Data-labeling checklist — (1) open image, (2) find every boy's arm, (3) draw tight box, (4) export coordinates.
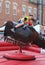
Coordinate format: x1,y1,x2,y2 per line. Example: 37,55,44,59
15,22,24,28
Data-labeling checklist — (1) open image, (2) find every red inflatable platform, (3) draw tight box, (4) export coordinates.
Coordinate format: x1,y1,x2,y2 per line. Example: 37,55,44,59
0,41,45,65
0,50,45,65
3,53,35,61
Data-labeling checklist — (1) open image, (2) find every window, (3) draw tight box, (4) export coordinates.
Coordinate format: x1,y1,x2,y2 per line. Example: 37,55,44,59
28,6,32,15
33,8,37,19
30,0,33,2
22,5,26,17
40,0,42,4
43,0,45,5
13,2,18,16
0,0,2,13
33,0,37,3
29,0,37,4
5,1,10,14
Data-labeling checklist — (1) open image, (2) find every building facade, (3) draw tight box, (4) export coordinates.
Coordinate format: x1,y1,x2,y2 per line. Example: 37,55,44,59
37,0,45,25
0,0,37,26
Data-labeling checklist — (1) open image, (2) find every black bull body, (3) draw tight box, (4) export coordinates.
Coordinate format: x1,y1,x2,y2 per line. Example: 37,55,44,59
4,21,45,48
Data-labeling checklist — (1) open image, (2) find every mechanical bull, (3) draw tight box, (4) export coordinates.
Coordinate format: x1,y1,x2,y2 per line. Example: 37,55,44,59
4,21,45,49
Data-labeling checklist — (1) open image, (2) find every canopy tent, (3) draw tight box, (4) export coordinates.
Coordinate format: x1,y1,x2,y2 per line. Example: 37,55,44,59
33,24,41,34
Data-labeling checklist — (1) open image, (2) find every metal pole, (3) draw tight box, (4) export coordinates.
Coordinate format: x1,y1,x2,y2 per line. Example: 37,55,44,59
41,0,43,25
37,0,38,19
37,0,40,20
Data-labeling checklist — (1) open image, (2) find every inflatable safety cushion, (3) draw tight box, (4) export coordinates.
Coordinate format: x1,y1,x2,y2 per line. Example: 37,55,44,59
0,41,14,47
3,53,35,61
